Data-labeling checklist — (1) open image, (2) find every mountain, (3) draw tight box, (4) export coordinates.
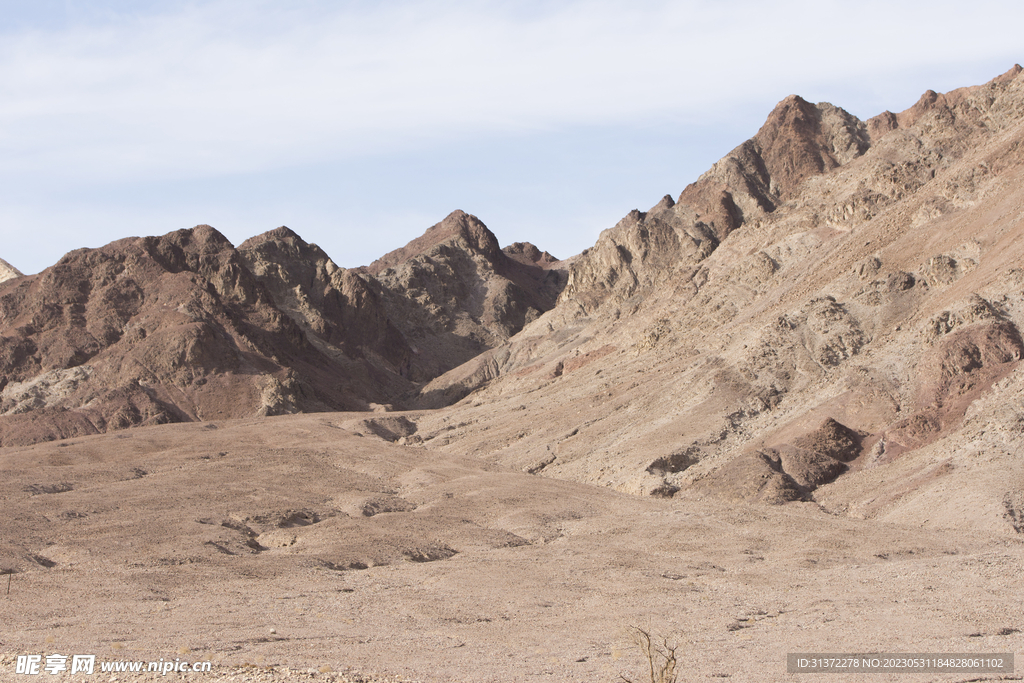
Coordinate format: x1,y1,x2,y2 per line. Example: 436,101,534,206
4,67,1024,682
360,210,566,381
0,216,564,445
237,226,415,380
0,226,393,446
407,65,1024,535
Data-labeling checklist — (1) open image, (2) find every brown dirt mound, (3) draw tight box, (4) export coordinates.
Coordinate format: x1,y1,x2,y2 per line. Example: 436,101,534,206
792,417,862,462
697,450,805,505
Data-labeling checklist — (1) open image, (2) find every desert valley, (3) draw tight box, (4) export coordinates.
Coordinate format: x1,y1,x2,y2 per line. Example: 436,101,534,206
2,67,1024,682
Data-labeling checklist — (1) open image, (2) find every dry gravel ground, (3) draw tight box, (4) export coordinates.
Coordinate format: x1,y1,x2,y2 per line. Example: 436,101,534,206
1,415,1022,682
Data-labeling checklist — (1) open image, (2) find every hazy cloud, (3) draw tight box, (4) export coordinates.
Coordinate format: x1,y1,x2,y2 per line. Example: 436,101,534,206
0,0,1021,273
2,0,1019,182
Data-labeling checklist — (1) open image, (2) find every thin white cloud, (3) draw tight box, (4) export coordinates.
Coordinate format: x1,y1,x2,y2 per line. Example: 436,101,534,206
1,0,1019,184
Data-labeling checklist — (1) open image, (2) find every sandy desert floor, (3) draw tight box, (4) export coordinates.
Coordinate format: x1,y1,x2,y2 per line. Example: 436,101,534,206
1,414,1022,682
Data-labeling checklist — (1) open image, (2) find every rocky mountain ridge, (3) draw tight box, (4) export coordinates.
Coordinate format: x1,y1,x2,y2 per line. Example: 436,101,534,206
403,65,1024,535
3,66,1024,537
0,217,564,446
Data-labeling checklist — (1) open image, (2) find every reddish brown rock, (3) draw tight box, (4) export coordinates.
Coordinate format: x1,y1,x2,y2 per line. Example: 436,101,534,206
238,226,413,377
0,226,397,445
360,210,566,380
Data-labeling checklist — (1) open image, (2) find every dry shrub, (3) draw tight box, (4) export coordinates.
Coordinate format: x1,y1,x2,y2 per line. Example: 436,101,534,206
619,625,680,683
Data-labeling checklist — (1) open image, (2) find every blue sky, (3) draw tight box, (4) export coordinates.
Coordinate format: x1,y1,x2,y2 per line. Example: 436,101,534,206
1,0,1021,274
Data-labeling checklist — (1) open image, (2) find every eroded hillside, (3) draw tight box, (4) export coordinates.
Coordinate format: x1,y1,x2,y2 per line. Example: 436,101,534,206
403,65,1024,535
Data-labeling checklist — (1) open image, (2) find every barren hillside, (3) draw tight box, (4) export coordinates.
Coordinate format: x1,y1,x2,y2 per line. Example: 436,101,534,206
360,210,567,381
405,65,1024,536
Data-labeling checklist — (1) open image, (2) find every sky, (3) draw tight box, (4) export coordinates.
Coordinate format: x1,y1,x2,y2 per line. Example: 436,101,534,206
0,1,1021,275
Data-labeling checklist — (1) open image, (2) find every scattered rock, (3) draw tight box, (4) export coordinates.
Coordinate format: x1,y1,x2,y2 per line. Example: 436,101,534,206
362,495,417,517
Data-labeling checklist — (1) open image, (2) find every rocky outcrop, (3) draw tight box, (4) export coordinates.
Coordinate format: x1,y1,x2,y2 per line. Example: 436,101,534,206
502,242,560,268
238,227,413,380
677,96,869,241
557,196,718,315
361,210,566,380
0,258,21,284
553,97,870,319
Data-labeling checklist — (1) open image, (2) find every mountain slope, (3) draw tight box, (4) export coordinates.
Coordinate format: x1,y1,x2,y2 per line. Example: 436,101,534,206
3,67,1023,537
237,227,414,380
408,65,1024,535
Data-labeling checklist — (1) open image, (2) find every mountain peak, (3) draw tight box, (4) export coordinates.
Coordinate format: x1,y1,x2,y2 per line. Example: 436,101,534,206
503,242,560,268
134,224,235,261
869,65,1024,138
238,226,331,264
752,95,868,198
240,226,302,246
364,210,501,275
675,94,868,242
